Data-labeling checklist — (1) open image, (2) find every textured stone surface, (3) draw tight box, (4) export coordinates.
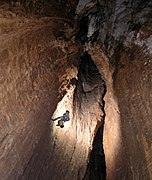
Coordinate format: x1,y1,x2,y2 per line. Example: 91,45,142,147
0,0,152,179
76,0,152,179
0,16,79,179
27,52,106,180
86,43,152,179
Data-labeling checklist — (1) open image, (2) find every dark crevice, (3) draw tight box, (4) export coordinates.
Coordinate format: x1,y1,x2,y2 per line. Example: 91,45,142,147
83,77,107,180
76,3,104,44
74,51,107,180
86,125,106,180
73,51,101,110
76,16,89,44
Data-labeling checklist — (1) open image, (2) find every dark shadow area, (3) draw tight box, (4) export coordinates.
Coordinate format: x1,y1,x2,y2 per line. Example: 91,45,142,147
73,51,102,110
76,16,89,44
79,52,101,85
83,77,107,180
74,51,106,180
87,124,106,180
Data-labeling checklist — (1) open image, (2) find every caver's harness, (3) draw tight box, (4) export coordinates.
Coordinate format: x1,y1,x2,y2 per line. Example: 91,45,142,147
57,119,64,128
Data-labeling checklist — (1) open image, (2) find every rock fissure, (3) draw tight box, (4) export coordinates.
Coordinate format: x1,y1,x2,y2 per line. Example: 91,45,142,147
83,73,107,180
73,51,107,180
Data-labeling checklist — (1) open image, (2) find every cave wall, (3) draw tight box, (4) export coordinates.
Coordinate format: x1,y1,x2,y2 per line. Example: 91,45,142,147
88,44,152,179
0,17,79,179
31,52,106,180
77,0,152,179
0,0,152,179
98,1,152,178
3,0,79,18
113,45,152,179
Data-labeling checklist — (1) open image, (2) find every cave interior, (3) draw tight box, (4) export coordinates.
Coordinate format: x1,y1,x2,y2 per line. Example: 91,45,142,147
0,0,152,180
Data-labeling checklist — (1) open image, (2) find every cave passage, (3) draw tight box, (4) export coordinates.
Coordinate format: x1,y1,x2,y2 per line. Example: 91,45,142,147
86,124,106,180
85,80,107,180
74,52,106,180
1,0,152,179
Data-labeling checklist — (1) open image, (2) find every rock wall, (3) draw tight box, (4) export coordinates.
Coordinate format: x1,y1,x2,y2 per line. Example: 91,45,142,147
0,17,79,179
0,0,152,179
113,45,152,179
30,52,106,180
77,0,152,179
87,44,151,179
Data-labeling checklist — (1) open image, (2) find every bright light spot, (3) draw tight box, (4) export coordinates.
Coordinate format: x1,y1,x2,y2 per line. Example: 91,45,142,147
103,91,122,178
52,85,74,132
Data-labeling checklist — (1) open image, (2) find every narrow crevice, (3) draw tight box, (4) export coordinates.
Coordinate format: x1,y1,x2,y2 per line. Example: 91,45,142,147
73,51,107,180
73,51,102,113
86,125,106,180
76,16,89,44
83,78,107,180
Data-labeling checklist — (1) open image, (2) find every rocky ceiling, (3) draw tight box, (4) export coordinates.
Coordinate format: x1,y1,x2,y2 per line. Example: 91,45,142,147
0,0,152,180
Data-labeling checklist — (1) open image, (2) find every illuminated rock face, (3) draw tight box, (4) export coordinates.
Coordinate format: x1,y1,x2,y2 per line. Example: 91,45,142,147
0,17,79,179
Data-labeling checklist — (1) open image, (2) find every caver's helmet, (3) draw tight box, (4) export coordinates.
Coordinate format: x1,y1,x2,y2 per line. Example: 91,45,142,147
66,110,69,113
